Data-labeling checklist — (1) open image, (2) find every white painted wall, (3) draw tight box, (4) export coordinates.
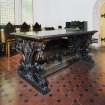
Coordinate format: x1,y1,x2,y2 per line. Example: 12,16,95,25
16,0,97,29
33,0,97,29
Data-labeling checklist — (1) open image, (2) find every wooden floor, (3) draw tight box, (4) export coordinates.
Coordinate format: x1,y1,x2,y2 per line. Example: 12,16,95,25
0,48,105,105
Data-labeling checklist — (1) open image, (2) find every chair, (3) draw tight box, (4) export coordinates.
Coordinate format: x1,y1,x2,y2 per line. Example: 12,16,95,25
20,22,30,32
58,25,62,29
33,22,42,31
92,38,98,43
4,22,15,57
65,21,87,31
0,28,3,55
44,27,55,31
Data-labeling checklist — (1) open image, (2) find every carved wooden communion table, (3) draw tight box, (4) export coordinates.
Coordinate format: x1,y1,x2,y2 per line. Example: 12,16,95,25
11,29,97,94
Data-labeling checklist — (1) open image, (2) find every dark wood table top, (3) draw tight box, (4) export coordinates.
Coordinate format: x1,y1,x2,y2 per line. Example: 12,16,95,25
10,29,97,40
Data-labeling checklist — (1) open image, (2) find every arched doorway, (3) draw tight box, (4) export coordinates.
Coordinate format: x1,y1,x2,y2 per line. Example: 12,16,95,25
100,3,105,46
93,0,105,47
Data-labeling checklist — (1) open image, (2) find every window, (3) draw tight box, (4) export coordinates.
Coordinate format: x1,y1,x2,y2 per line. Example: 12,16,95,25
22,0,33,24
0,0,15,25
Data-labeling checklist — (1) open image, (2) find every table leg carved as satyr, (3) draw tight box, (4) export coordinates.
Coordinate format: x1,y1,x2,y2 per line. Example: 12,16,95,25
16,39,50,94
